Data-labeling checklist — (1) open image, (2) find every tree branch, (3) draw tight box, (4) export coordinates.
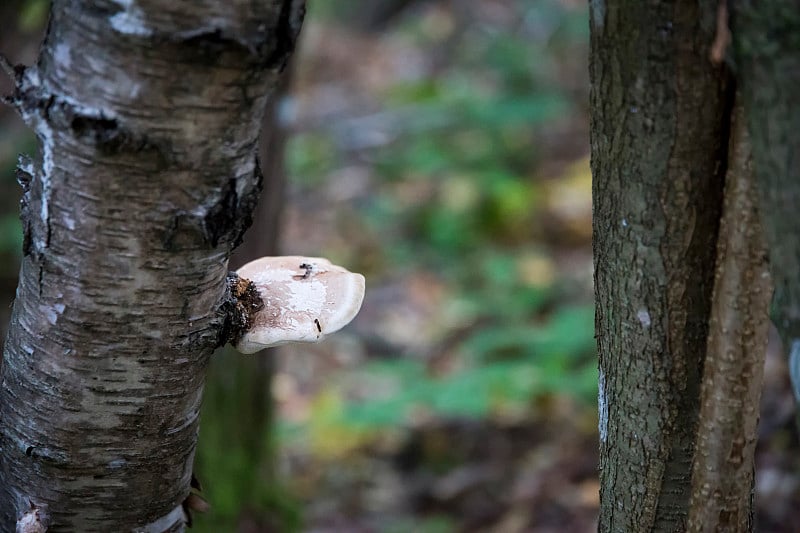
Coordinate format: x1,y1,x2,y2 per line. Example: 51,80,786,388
0,0,306,529
687,96,772,533
732,0,800,419
0,53,14,80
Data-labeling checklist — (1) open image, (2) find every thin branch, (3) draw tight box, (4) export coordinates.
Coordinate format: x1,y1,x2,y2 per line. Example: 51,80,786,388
709,1,730,65
687,96,772,532
0,54,19,109
0,53,15,80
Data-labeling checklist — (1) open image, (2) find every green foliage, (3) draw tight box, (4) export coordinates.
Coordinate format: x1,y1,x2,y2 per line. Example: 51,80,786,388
260,0,593,526
282,0,595,470
283,302,595,448
0,136,37,264
0,216,23,257
385,514,457,533
195,351,302,532
286,134,338,187
18,0,48,32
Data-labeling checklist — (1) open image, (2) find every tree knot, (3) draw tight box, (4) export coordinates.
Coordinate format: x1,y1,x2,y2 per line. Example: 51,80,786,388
217,272,264,348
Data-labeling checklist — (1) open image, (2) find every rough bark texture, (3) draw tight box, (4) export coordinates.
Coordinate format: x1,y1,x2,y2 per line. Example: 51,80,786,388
687,98,771,533
731,1,800,407
590,1,731,530
0,1,304,531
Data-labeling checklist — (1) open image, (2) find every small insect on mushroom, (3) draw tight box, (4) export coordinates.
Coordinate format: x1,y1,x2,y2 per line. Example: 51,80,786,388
233,256,365,354
294,263,314,280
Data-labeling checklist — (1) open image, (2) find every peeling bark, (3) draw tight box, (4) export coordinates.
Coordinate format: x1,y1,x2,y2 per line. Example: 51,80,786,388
591,1,731,530
687,98,771,533
0,1,304,530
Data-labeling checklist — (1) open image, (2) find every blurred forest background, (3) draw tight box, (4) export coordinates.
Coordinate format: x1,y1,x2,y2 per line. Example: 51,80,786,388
1,1,799,532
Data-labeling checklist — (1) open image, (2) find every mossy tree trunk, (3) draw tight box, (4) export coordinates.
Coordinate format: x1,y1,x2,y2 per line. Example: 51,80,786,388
0,1,304,531
590,1,732,530
592,1,796,530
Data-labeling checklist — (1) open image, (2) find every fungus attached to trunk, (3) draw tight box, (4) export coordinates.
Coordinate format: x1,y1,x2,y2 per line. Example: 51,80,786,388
232,256,365,354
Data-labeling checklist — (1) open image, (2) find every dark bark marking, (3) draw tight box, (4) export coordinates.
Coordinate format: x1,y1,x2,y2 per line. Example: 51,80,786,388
162,213,183,251
231,156,263,249
200,155,264,250
170,1,304,70
164,164,259,251
65,110,169,159
37,264,43,299
263,0,305,71
0,56,26,109
202,178,239,249
176,29,237,63
12,74,170,160
16,156,34,257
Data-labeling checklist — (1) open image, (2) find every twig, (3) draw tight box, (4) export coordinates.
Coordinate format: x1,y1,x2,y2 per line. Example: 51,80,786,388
0,53,15,80
709,1,730,65
686,95,771,531
0,54,17,108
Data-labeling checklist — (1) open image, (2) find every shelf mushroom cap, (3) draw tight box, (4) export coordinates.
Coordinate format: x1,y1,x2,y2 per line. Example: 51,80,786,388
234,256,365,354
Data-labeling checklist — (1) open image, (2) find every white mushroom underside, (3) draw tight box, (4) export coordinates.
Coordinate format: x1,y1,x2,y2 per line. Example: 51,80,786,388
234,256,365,354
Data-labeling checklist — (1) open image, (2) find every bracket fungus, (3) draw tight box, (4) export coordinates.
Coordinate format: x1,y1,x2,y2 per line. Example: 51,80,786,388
232,256,365,354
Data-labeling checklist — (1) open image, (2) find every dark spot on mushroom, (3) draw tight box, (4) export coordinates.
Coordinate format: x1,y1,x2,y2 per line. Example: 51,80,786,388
314,319,322,333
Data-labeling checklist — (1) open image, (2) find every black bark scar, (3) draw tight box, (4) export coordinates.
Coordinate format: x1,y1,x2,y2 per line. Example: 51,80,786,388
263,0,305,71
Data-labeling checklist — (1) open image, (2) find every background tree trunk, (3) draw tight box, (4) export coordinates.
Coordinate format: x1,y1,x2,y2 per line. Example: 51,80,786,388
732,2,800,412
590,1,731,530
196,70,294,530
686,97,771,532
0,1,304,530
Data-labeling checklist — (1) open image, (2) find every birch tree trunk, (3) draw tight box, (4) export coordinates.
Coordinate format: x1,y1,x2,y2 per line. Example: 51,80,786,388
0,1,304,530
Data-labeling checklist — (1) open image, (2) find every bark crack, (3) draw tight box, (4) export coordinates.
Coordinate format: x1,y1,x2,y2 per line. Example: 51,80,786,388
263,0,306,71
